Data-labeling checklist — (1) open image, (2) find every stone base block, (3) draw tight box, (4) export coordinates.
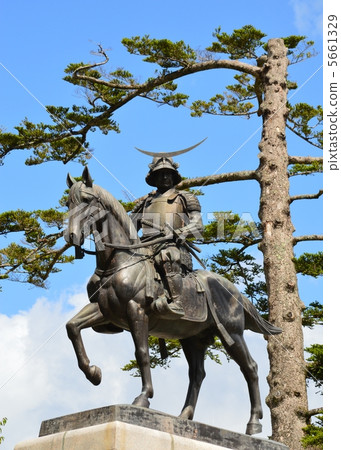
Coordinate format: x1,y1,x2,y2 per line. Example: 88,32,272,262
15,404,289,450
16,421,233,450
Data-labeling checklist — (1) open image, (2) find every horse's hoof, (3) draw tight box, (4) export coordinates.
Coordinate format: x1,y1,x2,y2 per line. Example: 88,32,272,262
86,365,102,386
246,421,262,435
132,395,150,408
179,406,194,420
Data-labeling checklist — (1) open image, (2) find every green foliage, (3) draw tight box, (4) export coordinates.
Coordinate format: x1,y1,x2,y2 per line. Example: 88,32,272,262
0,27,319,166
121,336,228,377
210,248,268,316
206,336,228,364
301,341,323,448
305,344,323,389
207,25,267,59
64,62,102,80
302,302,323,328
121,336,182,376
194,33,318,124
294,252,323,278
119,200,137,213
200,211,262,246
122,35,197,68
191,71,260,118
282,35,307,50
0,105,119,166
202,211,267,313
263,35,315,64
0,209,73,287
0,418,7,445
289,160,323,176
285,38,316,64
287,103,323,149
191,88,256,118
302,415,323,449
140,81,189,107
65,64,136,107
202,211,240,242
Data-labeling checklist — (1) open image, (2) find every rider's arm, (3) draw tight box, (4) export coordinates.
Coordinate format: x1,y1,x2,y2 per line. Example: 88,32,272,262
178,192,204,240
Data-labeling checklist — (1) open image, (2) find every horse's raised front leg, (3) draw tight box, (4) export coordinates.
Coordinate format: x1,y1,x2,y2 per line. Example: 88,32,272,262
179,336,207,420
127,300,153,408
66,302,109,386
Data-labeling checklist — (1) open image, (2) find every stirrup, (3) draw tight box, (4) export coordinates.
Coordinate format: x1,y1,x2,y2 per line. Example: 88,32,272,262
151,296,185,319
169,300,185,315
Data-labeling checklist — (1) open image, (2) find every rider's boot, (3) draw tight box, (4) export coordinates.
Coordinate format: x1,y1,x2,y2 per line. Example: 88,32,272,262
165,272,185,316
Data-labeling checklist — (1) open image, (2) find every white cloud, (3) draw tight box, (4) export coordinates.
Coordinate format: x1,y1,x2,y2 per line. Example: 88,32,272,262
290,0,323,36
0,288,322,449
0,289,137,449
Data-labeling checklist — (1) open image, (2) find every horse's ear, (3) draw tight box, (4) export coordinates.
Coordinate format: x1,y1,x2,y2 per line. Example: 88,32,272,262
66,173,76,188
82,166,93,188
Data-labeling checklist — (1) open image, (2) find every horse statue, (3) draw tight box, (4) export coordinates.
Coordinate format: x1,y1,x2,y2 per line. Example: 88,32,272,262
64,166,281,435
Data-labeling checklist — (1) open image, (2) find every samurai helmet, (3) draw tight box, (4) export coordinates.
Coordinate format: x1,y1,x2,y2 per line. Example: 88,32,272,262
135,137,207,187
145,157,182,187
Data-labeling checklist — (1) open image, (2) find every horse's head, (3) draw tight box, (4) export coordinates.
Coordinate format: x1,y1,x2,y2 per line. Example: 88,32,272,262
64,166,107,248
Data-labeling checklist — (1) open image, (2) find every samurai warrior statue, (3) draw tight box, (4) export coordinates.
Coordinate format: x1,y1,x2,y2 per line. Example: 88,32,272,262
131,156,204,317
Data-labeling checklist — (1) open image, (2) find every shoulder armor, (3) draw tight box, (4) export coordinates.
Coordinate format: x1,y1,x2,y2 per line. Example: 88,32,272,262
178,191,202,212
131,192,154,214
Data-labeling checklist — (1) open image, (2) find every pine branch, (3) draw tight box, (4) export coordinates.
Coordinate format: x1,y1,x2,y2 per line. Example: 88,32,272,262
293,235,323,245
288,156,323,165
290,190,323,203
71,61,262,94
197,237,262,248
288,156,323,177
286,122,322,148
72,44,110,78
68,45,262,117
176,170,258,189
304,408,323,419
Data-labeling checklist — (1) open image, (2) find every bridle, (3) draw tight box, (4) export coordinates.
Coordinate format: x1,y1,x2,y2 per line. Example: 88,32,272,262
70,190,105,258
69,189,174,258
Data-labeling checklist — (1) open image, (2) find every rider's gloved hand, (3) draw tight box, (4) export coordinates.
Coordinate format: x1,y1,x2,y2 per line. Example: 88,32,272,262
175,233,186,245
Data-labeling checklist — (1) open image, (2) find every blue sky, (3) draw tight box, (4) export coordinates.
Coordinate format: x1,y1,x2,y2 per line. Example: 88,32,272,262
0,0,323,314
0,0,324,448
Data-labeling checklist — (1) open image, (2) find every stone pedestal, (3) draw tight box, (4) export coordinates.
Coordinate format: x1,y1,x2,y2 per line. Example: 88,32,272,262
15,404,289,450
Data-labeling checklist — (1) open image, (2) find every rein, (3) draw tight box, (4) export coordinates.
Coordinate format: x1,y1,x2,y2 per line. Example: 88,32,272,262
75,233,173,259
104,233,173,250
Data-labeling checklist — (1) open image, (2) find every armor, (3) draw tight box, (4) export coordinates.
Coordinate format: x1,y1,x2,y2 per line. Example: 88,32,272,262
132,189,203,247
141,191,189,237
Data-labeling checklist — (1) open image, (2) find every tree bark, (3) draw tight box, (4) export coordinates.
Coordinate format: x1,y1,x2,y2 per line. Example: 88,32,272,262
257,39,308,448
176,169,257,189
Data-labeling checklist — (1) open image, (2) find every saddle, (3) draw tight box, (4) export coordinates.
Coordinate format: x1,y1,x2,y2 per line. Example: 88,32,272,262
146,259,208,322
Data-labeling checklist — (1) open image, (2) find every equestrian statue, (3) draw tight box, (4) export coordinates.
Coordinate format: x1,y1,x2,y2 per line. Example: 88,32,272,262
64,141,282,436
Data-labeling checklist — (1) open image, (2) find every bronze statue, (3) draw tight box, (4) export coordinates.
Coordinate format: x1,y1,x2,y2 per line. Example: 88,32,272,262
64,165,282,436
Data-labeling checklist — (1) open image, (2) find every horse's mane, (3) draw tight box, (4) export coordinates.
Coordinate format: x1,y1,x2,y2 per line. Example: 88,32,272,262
93,184,137,240
71,181,138,241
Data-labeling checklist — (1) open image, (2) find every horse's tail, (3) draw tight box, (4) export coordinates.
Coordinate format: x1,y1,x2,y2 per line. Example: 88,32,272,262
241,295,282,336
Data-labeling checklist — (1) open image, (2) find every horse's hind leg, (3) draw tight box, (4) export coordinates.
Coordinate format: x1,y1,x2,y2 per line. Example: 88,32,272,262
66,302,109,385
179,336,208,420
219,330,263,435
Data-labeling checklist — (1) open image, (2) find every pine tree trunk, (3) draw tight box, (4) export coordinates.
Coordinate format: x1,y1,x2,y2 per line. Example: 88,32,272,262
257,39,308,449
